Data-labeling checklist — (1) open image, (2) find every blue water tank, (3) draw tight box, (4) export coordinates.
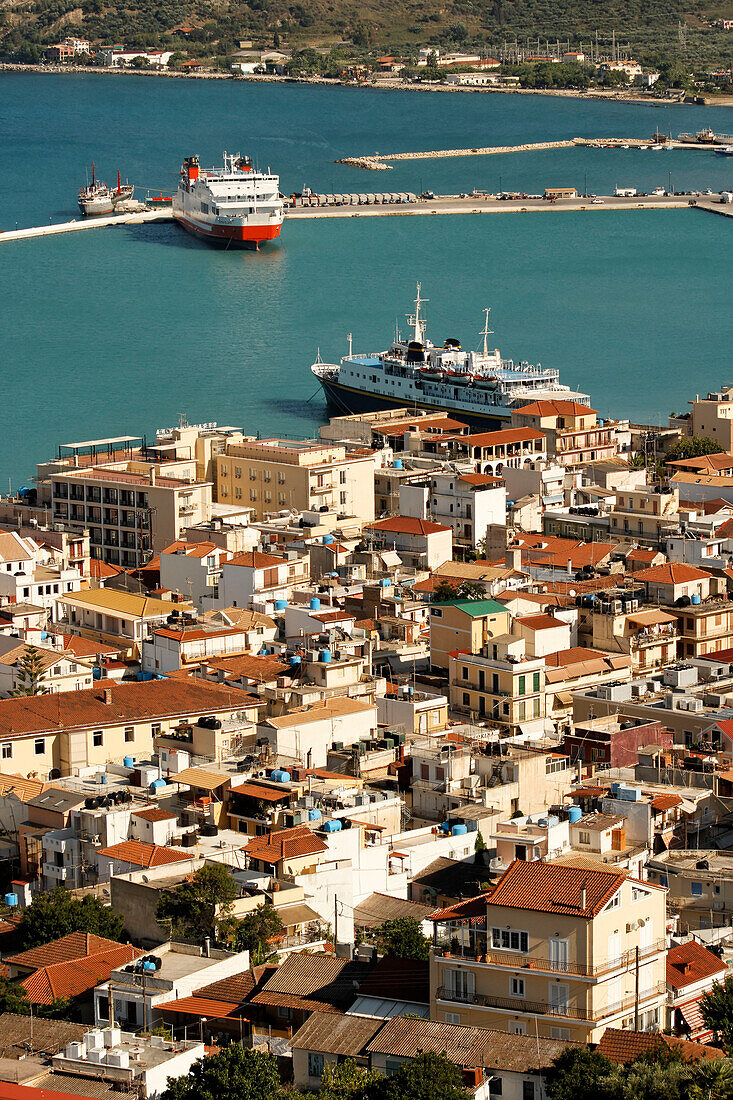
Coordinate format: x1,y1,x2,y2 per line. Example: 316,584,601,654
150,778,167,792
321,649,332,663
547,815,560,827
393,459,403,469
279,771,291,783
323,819,342,833
691,593,701,605
123,756,134,769
568,805,583,823
310,597,321,611
98,774,108,785
274,599,287,611
143,960,156,972
308,808,322,821
289,655,302,667
322,534,334,545
270,769,291,783
93,667,102,680
538,818,548,827
380,578,392,588
451,824,468,836
440,821,451,834
4,893,18,907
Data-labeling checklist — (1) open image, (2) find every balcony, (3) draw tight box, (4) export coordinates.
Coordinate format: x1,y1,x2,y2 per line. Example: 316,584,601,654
436,979,666,1022
434,937,666,978
43,862,72,881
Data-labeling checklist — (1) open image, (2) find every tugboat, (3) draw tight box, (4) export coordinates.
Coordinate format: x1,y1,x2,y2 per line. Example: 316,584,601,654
78,164,114,216
172,151,284,248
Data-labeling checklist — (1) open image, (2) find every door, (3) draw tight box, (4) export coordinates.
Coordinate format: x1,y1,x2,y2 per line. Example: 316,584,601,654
549,983,570,1015
448,969,474,1003
608,931,622,968
549,938,569,973
515,845,527,861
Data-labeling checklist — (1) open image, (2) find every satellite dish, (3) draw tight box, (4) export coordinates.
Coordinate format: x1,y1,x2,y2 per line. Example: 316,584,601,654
568,589,576,597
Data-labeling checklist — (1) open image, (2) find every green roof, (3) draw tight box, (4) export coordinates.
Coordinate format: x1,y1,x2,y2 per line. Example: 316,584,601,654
431,599,507,617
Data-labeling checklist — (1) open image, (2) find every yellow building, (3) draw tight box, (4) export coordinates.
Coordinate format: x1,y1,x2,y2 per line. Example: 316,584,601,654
429,599,509,672
54,588,191,656
430,859,667,1043
511,401,616,467
216,438,375,524
608,486,680,547
688,387,733,451
448,636,545,734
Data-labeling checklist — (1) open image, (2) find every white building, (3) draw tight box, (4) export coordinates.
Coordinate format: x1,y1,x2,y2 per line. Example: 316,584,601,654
52,1027,205,1099
141,618,251,675
260,696,377,768
217,549,309,614
158,541,231,609
400,472,506,551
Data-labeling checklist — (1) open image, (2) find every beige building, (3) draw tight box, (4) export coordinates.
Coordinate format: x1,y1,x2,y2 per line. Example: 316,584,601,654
688,387,733,451
591,601,679,673
449,637,545,733
216,438,374,524
511,402,616,467
451,427,548,475
609,486,680,547
430,859,667,1042
429,599,510,672
54,588,190,655
0,678,252,779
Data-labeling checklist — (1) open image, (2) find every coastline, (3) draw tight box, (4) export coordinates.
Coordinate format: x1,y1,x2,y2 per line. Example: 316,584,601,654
3,61,731,106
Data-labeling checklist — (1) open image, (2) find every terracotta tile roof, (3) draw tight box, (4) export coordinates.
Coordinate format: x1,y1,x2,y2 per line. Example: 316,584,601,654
158,995,242,1020
59,634,118,658
667,453,733,472
228,550,286,569
245,824,328,864
429,892,493,921
517,613,566,630
463,427,546,447
0,772,47,801
626,548,660,562
6,932,125,971
667,941,726,990
634,562,711,584
96,840,192,867
197,964,273,1005
486,859,625,917
651,794,683,812
252,954,371,1012
153,625,245,643
458,473,503,487
507,534,615,570
21,944,143,1004
0,678,245,741
365,516,451,535
161,541,220,558
89,559,123,579
230,781,292,803
203,653,290,682
515,400,596,417
597,1027,724,1064
132,806,177,823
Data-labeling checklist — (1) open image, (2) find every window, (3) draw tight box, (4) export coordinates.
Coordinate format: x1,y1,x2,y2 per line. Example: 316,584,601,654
93,730,103,747
307,1053,324,1079
2,743,12,760
578,830,591,845
385,1061,402,1078
511,977,525,997
278,1005,292,1019
463,692,470,706
523,1083,535,1100
34,739,44,755
518,675,525,695
445,1012,461,1025
462,666,469,680
491,928,529,953
551,1027,571,1041
605,892,620,910
489,1080,503,1097
691,882,703,897
532,671,540,692
431,608,442,618
124,727,134,743
151,723,161,737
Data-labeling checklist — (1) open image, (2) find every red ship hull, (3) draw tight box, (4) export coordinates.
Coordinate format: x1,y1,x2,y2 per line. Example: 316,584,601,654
173,212,282,249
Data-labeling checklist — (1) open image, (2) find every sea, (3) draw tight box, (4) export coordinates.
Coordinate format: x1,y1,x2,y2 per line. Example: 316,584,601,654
1,72,733,485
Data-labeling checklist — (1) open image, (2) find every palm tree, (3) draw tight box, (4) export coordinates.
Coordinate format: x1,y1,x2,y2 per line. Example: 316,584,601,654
688,1058,733,1100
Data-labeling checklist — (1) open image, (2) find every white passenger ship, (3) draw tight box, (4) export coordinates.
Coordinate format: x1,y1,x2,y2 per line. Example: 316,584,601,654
172,151,284,248
311,285,591,427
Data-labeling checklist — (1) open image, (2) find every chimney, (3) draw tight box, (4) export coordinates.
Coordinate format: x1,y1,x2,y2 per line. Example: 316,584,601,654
567,559,573,577
103,687,113,705
509,545,522,572
149,468,156,486
580,885,587,909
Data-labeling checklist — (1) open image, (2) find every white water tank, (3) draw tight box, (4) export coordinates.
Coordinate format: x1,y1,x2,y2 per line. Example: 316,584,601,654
85,1029,104,1050
104,1026,122,1047
86,1049,106,1064
107,1049,130,1069
65,1041,86,1060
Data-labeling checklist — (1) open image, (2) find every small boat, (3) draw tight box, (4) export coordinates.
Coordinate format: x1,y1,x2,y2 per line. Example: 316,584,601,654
715,145,733,157
78,164,114,216
110,170,134,206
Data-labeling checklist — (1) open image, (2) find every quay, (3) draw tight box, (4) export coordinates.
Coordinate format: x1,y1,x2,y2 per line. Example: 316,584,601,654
1,192,728,244
340,135,733,170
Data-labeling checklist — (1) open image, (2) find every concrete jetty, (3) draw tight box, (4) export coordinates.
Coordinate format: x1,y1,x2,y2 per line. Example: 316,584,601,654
0,207,171,244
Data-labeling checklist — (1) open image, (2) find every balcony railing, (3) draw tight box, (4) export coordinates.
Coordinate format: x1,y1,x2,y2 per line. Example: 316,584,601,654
434,937,666,978
437,979,666,1022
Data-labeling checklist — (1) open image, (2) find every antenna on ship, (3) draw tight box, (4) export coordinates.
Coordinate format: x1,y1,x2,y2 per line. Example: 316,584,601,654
347,332,353,357
407,282,428,343
479,308,494,357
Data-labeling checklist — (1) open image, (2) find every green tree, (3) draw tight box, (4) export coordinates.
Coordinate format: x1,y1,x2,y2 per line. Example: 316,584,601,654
320,1058,382,1100
687,1059,733,1100
18,888,124,948
0,975,32,1015
372,1052,471,1100
156,862,237,943
374,917,430,961
545,1047,616,1100
474,830,486,852
220,901,285,962
666,436,723,461
10,645,48,696
431,580,485,602
161,1045,281,1100
701,976,733,1049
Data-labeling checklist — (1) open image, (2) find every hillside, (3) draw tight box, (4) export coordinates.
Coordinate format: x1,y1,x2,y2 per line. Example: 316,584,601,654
2,0,733,69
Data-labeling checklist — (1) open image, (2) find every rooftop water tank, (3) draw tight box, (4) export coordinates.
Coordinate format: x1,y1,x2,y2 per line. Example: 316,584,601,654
380,578,392,588
123,756,134,769
439,821,450,833
289,655,301,667
274,599,287,611
150,778,167,792
323,819,342,833
568,805,583,823
691,593,701,605
538,818,548,827
451,824,468,836
4,892,17,907
143,960,156,972
547,815,560,827
393,459,403,469
65,1041,86,1060
321,649,332,663
322,534,334,545
310,597,321,611
308,808,322,821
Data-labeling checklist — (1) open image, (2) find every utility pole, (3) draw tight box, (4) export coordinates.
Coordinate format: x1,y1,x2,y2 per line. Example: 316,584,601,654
334,895,338,944
634,945,640,1030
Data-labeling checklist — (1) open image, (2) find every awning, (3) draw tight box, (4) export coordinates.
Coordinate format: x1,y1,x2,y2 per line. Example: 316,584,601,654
173,767,230,790
159,996,242,1019
677,1000,705,1033
274,902,321,927
554,691,574,707
380,551,402,568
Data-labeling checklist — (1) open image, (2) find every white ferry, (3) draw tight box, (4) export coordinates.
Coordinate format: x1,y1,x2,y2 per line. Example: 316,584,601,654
172,151,283,248
311,285,591,427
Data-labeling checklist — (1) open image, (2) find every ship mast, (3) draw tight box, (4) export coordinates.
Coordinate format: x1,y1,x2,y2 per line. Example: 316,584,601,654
347,332,353,357
479,308,494,357
407,283,428,344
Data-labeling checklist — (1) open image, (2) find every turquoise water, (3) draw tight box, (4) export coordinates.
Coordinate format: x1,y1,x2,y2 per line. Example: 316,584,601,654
1,73,733,483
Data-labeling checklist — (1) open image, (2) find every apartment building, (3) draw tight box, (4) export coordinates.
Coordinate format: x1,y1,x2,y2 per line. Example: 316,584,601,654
511,402,616,467
54,588,188,654
448,636,545,734
0,531,82,609
158,541,230,608
216,438,374,524
430,860,667,1042
688,387,733,451
590,592,679,673
48,462,212,566
450,427,547,475
633,562,714,606
647,851,733,931
429,599,510,672
609,486,680,547
150,422,245,489
217,549,310,613
363,516,453,570
401,472,506,551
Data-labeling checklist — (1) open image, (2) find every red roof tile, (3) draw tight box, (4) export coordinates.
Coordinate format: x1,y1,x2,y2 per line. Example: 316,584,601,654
667,941,726,990
634,562,711,584
97,840,192,867
6,932,125,971
598,1027,724,1064
365,516,451,535
245,824,328,864
486,859,626,917
21,944,143,1004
